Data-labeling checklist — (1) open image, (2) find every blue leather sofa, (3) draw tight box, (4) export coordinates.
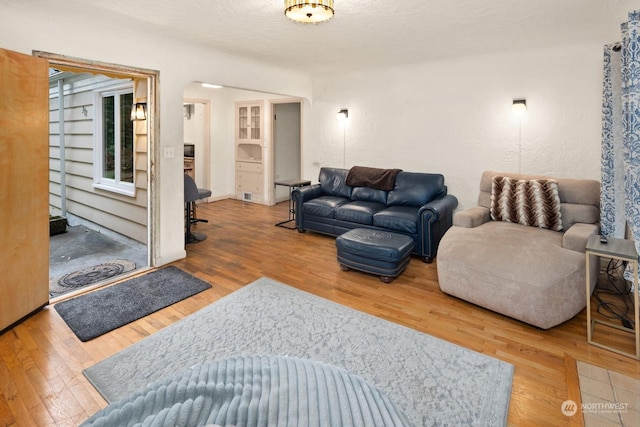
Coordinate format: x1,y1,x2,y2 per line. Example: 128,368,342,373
292,167,458,262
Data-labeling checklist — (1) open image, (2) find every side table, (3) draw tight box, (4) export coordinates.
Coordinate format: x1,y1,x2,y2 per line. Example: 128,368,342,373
585,234,639,359
274,179,311,230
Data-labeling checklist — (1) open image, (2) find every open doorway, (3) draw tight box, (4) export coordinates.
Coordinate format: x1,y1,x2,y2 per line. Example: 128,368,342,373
183,99,211,192
272,101,302,203
182,83,303,207
43,54,157,300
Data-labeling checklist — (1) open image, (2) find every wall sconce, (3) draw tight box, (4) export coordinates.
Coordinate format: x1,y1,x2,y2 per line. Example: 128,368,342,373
336,109,349,121
184,104,194,120
512,99,527,115
130,102,147,121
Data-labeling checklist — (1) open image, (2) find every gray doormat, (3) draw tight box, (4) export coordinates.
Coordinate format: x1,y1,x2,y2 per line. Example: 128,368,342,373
54,266,211,341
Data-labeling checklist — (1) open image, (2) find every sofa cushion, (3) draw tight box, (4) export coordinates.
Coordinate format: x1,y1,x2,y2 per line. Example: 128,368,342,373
319,167,352,199
387,172,445,207
373,206,419,234
437,221,588,329
304,196,351,218
352,186,388,204
490,176,563,231
561,204,600,230
335,201,387,225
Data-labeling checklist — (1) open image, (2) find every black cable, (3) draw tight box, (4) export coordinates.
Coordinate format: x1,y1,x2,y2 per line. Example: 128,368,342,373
593,259,635,328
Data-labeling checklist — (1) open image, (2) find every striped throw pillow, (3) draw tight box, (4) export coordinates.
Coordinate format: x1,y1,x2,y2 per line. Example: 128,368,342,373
490,176,563,231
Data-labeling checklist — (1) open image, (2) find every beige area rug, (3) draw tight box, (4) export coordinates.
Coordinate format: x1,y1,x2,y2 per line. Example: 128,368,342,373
577,360,639,426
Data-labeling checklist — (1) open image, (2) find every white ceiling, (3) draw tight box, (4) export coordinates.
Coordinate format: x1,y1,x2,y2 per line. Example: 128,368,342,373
12,0,637,76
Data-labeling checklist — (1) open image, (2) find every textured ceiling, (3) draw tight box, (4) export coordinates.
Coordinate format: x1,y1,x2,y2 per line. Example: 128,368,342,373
8,0,636,75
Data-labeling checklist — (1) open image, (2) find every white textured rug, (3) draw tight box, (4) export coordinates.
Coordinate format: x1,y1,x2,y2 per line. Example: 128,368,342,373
84,277,513,426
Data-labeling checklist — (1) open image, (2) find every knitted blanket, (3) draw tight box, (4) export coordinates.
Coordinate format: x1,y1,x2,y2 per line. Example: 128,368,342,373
81,355,411,427
346,166,402,191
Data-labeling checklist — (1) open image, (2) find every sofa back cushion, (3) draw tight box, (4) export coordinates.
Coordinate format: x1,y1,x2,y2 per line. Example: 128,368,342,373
351,186,388,204
387,172,445,207
319,168,352,199
478,171,599,230
490,176,563,231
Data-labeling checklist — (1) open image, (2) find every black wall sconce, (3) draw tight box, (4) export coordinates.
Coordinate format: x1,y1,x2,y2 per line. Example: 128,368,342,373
512,99,527,115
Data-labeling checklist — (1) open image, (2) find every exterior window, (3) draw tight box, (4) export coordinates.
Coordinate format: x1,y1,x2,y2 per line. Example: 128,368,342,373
94,86,135,196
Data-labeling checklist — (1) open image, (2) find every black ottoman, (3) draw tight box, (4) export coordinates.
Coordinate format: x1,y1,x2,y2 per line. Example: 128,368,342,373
336,229,415,283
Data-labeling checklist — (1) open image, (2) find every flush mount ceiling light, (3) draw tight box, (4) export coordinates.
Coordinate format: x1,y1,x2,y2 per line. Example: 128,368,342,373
285,0,334,24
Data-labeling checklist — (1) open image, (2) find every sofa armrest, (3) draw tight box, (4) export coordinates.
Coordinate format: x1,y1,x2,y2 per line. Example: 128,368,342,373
292,184,322,203
419,194,458,221
292,184,322,230
562,223,599,252
417,194,458,261
453,207,491,228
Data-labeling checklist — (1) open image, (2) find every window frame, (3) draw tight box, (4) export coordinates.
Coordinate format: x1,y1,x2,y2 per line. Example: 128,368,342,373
93,83,136,197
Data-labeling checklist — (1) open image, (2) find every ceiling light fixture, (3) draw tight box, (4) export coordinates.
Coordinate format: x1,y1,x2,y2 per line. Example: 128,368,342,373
285,0,334,24
202,83,223,89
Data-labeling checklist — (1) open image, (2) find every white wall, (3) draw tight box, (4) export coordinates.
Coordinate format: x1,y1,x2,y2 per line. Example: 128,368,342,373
1,4,311,266
307,43,606,210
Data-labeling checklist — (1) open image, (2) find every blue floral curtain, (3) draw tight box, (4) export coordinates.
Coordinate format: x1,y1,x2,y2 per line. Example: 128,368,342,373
601,10,640,257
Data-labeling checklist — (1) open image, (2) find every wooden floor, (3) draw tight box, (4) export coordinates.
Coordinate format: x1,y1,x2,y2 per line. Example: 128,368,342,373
1,199,639,426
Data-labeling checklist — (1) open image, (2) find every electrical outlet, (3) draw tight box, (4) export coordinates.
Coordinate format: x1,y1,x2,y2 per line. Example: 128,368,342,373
164,147,174,158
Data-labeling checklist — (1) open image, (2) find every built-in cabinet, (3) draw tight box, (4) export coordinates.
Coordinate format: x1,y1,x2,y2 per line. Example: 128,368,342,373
235,100,264,203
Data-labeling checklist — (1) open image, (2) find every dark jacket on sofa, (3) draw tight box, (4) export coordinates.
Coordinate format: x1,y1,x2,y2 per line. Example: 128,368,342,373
292,167,458,262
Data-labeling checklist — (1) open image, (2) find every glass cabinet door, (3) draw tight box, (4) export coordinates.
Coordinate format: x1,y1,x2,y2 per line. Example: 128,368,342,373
236,102,262,144
238,106,248,140
250,106,260,140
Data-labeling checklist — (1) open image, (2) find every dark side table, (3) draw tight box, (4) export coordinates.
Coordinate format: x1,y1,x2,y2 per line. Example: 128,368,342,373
585,234,639,359
274,179,311,229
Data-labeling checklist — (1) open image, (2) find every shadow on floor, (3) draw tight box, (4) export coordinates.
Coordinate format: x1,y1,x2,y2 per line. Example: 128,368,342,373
49,225,147,298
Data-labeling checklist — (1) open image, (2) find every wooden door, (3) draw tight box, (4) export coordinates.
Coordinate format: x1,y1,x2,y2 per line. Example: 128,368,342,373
0,48,50,332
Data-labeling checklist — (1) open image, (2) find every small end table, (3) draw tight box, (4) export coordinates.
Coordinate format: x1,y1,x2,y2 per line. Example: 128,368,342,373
274,179,311,230
585,234,639,359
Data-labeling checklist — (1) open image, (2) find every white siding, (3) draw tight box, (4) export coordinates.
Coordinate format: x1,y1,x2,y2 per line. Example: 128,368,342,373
49,74,148,243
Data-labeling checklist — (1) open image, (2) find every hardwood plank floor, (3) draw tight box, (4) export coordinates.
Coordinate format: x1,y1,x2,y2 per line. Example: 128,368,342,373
1,199,638,426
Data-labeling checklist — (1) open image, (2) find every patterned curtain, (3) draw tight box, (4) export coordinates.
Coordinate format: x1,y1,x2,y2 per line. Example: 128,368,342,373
600,43,624,238
601,10,640,257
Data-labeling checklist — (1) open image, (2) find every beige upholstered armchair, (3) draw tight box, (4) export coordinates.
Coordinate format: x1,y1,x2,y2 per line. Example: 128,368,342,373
437,171,600,329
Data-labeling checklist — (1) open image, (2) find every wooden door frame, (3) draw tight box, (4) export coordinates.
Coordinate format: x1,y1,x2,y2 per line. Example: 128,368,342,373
34,51,160,268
